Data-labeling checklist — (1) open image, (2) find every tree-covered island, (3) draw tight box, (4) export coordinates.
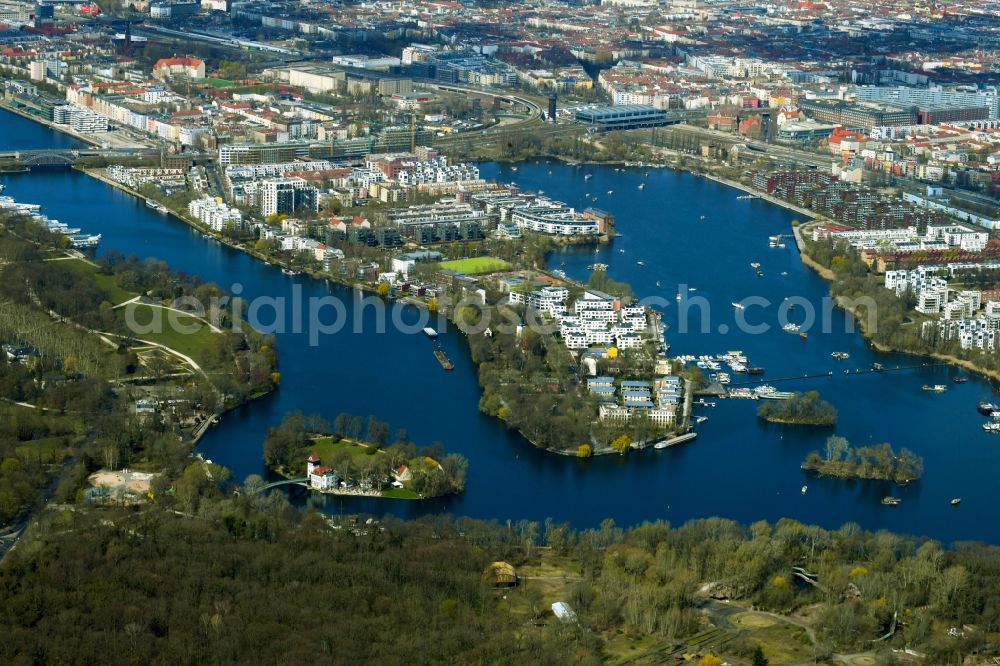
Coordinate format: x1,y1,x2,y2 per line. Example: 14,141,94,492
803,436,924,483
757,391,837,426
263,411,467,499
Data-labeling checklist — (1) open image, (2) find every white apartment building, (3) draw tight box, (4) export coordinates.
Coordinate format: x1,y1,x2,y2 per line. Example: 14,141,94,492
599,404,676,427
510,201,600,236
188,196,243,231
53,104,109,132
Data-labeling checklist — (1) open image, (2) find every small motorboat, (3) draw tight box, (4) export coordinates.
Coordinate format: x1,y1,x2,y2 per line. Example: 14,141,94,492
950,498,962,506
801,485,808,494
881,497,901,506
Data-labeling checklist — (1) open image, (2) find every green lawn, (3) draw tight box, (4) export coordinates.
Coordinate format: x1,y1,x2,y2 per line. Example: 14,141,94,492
311,436,378,464
116,305,218,366
438,257,512,275
381,487,420,499
204,78,236,88
62,259,135,305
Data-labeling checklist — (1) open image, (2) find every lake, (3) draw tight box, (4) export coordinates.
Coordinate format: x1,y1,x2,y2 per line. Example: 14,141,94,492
3,107,998,544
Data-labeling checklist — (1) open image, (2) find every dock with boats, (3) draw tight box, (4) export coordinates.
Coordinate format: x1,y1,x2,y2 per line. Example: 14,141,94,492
0,195,101,249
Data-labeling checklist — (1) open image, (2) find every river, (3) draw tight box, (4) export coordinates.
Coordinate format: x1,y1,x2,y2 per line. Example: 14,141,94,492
3,107,998,544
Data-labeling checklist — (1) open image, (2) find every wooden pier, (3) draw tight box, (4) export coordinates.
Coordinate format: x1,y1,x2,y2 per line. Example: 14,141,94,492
727,362,948,388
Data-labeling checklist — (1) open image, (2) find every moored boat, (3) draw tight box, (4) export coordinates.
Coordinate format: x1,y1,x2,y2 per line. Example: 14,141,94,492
951,498,962,506
434,349,454,371
922,384,947,393
978,400,997,415
423,327,438,339
881,497,901,506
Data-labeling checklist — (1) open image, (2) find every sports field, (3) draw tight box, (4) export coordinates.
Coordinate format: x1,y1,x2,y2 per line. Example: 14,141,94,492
438,257,512,274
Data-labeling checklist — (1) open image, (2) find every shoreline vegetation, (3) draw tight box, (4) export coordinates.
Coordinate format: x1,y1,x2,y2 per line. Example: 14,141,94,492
262,411,467,499
0,208,278,526
6,482,1000,665
803,435,924,483
757,391,837,426
796,220,1000,383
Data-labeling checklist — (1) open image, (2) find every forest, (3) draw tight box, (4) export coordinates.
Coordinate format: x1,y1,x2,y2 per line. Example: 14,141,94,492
1,469,999,665
0,214,278,527
756,391,838,426
803,436,925,483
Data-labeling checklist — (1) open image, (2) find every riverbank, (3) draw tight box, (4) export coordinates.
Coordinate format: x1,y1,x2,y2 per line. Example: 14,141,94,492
700,171,819,222
794,220,1000,385
82,167,381,296
0,100,98,148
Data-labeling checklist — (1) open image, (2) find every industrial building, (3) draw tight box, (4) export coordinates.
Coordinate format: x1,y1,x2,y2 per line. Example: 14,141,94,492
574,105,673,131
800,99,918,131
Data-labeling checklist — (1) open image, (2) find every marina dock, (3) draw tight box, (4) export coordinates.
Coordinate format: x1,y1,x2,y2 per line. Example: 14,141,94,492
726,362,949,388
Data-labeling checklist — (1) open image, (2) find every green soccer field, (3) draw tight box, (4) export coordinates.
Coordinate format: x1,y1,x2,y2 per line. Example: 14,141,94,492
437,257,512,274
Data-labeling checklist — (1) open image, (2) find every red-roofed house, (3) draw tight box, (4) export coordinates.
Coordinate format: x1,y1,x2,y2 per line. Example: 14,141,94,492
828,127,867,156
707,113,737,132
153,57,205,81
309,465,338,490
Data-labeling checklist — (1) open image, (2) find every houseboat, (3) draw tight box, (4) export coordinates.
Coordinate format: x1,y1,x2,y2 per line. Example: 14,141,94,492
434,349,454,371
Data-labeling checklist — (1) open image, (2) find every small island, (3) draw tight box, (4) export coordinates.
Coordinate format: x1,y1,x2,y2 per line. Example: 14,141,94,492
264,412,467,499
757,391,837,426
802,436,924,483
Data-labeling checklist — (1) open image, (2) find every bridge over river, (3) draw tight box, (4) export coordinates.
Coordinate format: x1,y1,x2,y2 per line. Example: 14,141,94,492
259,478,309,492
0,148,159,167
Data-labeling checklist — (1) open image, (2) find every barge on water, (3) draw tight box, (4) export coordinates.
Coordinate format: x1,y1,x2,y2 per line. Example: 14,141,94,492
434,349,453,371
